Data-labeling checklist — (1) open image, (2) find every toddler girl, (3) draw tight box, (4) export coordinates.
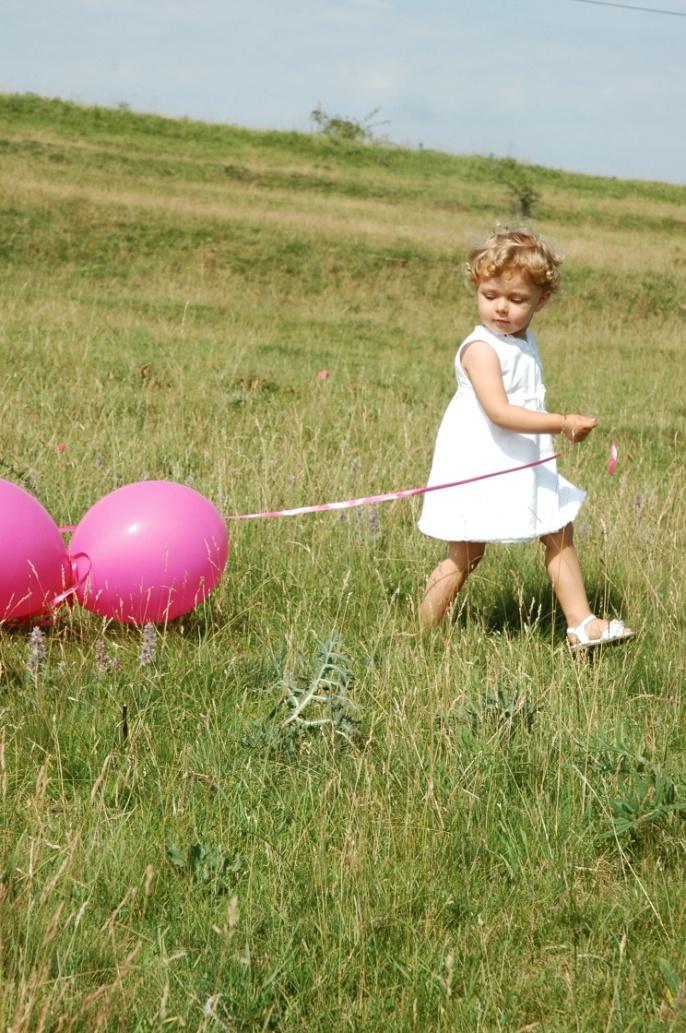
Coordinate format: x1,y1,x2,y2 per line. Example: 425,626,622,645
418,228,633,650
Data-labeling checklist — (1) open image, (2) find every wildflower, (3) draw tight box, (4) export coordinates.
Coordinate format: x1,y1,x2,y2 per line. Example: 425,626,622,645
607,440,618,476
316,370,330,380
203,995,221,1018
139,623,156,667
95,639,121,673
95,639,108,672
354,506,379,538
28,626,46,677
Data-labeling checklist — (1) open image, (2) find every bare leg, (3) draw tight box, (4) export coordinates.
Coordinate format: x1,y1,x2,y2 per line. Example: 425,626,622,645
540,523,633,643
420,541,486,629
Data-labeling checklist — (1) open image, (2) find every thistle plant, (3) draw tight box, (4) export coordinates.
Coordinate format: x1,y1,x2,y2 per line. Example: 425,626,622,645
271,633,361,739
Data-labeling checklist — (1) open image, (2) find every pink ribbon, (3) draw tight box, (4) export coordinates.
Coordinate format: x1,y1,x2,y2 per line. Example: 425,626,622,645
227,453,561,521
49,552,92,609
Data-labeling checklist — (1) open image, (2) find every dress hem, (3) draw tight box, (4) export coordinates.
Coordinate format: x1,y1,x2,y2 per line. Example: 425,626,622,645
417,506,586,545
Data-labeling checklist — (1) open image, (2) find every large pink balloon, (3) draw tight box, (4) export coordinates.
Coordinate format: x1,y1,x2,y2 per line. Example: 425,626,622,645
70,481,229,624
0,479,72,622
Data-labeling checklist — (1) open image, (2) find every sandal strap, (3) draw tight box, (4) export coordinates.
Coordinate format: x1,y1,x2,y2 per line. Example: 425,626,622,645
567,613,597,642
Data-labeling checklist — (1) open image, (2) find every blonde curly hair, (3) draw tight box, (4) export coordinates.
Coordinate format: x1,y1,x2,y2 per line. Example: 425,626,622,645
465,228,563,293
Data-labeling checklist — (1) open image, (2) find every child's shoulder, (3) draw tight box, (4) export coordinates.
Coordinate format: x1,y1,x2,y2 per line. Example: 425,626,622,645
460,324,539,350
456,325,503,378
458,324,503,356
460,323,491,348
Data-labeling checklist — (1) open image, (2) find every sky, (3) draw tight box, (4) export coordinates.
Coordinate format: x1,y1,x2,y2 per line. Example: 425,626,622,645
1,0,685,184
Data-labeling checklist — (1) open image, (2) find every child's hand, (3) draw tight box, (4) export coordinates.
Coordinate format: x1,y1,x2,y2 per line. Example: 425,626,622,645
562,414,597,443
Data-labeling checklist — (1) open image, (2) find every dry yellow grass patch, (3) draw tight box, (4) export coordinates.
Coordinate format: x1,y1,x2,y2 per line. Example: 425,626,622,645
0,168,484,256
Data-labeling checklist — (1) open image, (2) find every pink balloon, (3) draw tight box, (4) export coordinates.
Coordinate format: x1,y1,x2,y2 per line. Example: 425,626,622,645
70,481,229,624
0,479,72,622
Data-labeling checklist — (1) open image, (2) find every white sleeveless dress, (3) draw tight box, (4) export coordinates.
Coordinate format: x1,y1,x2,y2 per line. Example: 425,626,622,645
418,324,586,543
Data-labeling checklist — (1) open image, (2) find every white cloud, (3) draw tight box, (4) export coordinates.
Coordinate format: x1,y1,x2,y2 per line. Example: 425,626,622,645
2,0,684,181
321,0,393,27
352,0,393,10
351,61,405,101
494,82,526,112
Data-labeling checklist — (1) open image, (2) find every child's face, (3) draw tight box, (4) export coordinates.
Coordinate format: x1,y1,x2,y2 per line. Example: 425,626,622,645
476,268,549,339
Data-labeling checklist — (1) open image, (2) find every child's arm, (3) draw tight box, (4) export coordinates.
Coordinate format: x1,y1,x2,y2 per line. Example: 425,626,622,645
462,341,597,443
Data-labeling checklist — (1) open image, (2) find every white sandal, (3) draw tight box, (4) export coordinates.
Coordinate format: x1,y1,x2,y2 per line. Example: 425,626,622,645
567,614,635,652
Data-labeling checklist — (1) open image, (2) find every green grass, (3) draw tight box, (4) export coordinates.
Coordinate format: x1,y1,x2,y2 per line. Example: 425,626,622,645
1,93,685,1031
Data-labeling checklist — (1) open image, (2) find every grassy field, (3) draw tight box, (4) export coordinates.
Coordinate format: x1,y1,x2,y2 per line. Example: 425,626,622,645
1,93,685,1031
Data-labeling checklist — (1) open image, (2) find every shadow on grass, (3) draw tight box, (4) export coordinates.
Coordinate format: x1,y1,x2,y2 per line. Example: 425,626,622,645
450,575,632,644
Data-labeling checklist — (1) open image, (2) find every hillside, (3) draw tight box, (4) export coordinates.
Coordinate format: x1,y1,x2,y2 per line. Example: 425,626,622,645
1,94,685,1031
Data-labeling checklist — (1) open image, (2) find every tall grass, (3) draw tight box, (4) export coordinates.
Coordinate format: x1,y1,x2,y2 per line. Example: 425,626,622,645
1,94,685,1031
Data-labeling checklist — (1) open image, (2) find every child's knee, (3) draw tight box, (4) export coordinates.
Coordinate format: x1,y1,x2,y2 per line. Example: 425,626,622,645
447,540,486,572
468,545,486,571
540,523,574,551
